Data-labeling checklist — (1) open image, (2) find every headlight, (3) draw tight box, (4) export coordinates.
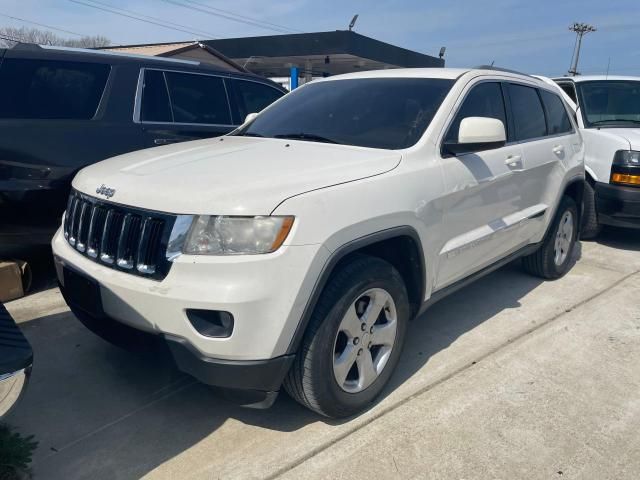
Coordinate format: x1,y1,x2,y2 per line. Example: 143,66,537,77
613,150,640,165
171,215,294,256
611,150,640,186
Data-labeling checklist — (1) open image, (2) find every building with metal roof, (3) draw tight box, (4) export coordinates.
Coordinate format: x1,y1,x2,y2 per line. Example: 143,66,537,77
203,30,444,79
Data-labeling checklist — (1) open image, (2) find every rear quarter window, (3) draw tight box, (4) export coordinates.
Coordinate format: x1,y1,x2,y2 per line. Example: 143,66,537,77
0,58,110,120
540,90,573,135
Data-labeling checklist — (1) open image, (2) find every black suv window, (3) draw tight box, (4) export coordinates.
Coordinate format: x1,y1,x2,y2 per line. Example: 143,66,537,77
557,83,577,103
508,84,547,141
163,71,231,125
540,90,573,135
230,79,283,122
445,82,507,143
141,70,172,122
0,58,109,120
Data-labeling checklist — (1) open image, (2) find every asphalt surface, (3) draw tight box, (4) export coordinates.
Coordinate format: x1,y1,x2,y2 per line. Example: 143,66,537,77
4,227,640,479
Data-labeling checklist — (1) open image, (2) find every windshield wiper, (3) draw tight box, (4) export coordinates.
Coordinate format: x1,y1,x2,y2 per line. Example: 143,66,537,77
274,133,339,144
234,131,265,137
591,118,640,125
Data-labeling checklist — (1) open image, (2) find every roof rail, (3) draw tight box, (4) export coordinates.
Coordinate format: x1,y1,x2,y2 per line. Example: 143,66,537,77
473,65,534,78
9,42,200,66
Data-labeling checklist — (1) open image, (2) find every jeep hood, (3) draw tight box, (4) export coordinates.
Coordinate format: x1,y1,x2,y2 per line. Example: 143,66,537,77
72,136,401,215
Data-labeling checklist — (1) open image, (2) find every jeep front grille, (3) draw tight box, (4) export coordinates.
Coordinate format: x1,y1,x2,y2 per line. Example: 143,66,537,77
63,190,176,280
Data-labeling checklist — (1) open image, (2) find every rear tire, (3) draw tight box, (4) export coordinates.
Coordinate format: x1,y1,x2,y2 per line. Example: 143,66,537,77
522,196,578,280
284,255,409,418
580,180,602,240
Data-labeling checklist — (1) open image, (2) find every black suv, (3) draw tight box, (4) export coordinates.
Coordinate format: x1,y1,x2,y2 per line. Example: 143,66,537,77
0,44,286,251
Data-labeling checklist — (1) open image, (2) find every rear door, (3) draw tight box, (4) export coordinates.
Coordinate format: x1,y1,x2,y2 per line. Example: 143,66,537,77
437,80,526,289
506,83,580,239
138,69,235,147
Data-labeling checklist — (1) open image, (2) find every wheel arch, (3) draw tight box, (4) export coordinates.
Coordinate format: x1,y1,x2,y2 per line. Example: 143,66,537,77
285,226,426,355
562,176,586,229
585,165,598,183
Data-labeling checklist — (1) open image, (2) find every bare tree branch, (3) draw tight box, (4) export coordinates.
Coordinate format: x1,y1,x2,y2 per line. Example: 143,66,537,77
0,26,111,49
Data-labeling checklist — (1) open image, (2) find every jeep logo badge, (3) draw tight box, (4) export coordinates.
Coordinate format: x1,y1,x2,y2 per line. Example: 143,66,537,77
96,184,116,198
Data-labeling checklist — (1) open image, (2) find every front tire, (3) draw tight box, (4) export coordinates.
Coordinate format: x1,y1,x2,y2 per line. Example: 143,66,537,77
522,196,578,279
284,255,409,418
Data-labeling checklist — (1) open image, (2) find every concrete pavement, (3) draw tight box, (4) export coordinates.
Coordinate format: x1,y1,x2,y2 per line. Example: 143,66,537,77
4,228,640,479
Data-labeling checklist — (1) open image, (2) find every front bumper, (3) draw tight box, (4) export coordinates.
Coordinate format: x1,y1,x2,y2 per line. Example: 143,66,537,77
52,228,328,392
60,293,293,405
595,181,640,228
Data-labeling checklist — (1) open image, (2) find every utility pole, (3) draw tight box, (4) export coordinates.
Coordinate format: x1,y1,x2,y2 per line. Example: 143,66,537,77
568,22,596,76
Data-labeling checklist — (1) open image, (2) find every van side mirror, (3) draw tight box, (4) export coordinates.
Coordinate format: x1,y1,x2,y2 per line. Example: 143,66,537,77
444,117,506,155
244,112,258,124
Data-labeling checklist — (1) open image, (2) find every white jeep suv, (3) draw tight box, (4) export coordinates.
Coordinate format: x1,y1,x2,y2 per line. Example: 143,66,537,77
52,67,584,418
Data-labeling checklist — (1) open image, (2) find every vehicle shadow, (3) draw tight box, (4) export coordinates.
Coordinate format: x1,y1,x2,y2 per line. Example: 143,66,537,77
5,243,584,479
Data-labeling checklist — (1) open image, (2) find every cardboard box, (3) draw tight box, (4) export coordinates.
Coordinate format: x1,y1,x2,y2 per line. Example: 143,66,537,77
0,261,25,303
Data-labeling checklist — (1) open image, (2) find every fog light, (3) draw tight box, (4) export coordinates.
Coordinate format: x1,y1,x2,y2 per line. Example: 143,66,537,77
186,309,234,338
611,173,640,186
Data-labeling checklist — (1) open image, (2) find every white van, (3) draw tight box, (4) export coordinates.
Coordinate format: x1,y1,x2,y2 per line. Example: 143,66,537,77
549,76,640,237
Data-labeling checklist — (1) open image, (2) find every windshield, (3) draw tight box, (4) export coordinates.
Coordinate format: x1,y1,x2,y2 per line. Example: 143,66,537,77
234,77,454,149
578,80,640,127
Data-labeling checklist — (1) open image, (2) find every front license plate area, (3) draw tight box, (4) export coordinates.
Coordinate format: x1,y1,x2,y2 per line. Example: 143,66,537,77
63,267,103,317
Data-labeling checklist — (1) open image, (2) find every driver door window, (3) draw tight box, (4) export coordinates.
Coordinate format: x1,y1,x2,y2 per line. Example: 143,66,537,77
444,82,507,144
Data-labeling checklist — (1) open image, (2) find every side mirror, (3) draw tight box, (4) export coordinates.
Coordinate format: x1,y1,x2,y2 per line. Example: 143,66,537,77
444,117,506,155
244,112,258,124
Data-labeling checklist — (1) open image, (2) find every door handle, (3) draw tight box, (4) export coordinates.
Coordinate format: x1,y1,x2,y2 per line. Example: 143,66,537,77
154,138,180,146
552,145,565,155
505,154,522,168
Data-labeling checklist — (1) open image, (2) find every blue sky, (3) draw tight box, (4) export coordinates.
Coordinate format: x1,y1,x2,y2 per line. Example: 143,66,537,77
1,0,639,76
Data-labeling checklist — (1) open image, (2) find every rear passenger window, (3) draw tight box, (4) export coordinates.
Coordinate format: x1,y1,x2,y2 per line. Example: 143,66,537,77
508,84,547,141
0,58,109,119
445,82,507,143
164,72,231,125
540,90,573,135
230,79,283,122
141,70,172,122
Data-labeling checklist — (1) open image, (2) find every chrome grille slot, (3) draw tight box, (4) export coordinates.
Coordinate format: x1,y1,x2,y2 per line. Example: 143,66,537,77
62,190,175,280
76,201,91,252
137,218,163,274
86,206,107,258
100,210,124,264
67,197,81,246
116,214,141,269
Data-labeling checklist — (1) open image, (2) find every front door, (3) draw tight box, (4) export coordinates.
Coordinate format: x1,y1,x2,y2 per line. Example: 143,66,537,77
436,81,527,289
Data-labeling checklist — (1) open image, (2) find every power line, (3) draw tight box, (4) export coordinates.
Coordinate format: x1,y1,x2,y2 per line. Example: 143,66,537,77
160,0,299,34
182,0,302,34
69,0,218,39
0,12,85,37
74,0,219,39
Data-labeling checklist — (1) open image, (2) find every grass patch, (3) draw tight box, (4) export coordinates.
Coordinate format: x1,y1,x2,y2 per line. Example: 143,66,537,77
0,423,38,480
